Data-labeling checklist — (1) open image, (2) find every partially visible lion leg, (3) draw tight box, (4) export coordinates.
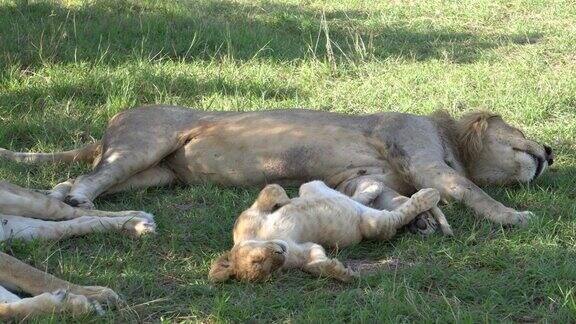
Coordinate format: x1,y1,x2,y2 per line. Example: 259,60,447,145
0,252,119,306
0,182,90,220
0,289,96,320
359,188,441,241
295,243,357,282
1,214,156,241
0,182,153,220
103,165,178,195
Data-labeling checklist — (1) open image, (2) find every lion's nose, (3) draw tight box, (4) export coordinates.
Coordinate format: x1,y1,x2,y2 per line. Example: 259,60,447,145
544,145,554,166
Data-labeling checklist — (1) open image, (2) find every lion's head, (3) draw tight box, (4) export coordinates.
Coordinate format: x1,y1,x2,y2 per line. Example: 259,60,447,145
209,240,288,282
457,112,554,185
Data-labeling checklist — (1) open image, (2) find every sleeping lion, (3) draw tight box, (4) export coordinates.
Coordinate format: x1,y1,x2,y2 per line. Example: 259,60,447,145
209,181,444,282
0,106,554,234
0,181,155,320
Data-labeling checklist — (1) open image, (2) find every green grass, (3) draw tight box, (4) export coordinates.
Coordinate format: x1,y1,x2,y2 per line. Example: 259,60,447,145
1,0,575,322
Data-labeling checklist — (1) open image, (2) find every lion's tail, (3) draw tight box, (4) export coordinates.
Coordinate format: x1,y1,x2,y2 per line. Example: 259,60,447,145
0,142,101,164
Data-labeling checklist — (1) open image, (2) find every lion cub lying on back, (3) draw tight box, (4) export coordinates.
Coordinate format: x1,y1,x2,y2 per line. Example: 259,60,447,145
210,181,443,282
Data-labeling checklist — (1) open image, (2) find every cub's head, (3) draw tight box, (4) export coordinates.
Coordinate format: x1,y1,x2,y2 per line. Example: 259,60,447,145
210,184,291,282
209,240,288,282
457,112,554,185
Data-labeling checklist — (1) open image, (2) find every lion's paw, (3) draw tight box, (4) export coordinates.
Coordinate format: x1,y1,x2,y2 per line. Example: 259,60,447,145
43,290,95,316
78,286,120,305
503,210,534,226
122,217,157,236
64,195,95,209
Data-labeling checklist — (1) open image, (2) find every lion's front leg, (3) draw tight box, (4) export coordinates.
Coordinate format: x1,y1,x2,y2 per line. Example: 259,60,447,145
1,214,156,241
410,162,533,225
0,253,119,307
0,289,98,320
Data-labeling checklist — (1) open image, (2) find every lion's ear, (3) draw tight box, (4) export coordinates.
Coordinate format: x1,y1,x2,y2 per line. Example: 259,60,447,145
457,111,499,163
209,252,234,282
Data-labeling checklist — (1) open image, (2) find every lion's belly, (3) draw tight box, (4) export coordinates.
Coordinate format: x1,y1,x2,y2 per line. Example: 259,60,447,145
166,125,385,187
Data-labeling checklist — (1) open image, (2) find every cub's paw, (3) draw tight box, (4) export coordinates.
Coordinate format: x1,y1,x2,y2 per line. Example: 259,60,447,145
325,259,359,282
122,217,157,236
503,210,534,226
64,195,95,209
411,188,441,211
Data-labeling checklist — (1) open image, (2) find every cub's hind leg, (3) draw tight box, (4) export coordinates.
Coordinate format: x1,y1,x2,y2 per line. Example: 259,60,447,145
359,188,440,241
341,176,451,235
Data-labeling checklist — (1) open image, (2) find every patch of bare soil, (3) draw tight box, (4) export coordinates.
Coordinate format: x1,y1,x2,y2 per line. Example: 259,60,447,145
344,258,414,274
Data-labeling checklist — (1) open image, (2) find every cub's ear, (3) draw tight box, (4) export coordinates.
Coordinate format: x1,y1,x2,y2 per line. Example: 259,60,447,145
209,252,234,282
457,111,499,163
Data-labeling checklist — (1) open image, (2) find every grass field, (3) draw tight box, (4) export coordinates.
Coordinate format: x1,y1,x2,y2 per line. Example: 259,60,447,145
1,0,575,322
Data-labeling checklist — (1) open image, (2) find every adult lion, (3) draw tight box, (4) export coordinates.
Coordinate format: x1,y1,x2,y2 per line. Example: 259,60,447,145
0,106,554,231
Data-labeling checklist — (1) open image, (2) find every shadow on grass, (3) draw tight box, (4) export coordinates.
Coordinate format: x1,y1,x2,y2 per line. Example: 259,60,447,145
0,0,542,68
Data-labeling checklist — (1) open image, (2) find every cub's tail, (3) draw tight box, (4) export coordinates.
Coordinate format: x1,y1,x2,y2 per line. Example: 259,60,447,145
0,142,100,164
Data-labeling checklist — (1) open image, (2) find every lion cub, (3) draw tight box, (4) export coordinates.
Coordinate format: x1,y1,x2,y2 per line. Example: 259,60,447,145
210,181,441,282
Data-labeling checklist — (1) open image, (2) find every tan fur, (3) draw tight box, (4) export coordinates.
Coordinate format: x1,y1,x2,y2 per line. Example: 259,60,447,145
0,181,156,320
0,142,100,164
456,111,500,166
209,181,442,282
0,106,553,227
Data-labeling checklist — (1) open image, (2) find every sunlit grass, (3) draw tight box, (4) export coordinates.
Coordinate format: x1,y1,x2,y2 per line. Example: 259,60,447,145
0,0,575,321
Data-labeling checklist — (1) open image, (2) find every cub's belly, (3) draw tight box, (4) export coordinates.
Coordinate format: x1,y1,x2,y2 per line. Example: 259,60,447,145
279,199,364,248
166,133,384,187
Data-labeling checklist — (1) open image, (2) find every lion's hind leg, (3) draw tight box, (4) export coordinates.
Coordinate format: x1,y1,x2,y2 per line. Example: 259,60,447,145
64,125,185,208
104,165,177,195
